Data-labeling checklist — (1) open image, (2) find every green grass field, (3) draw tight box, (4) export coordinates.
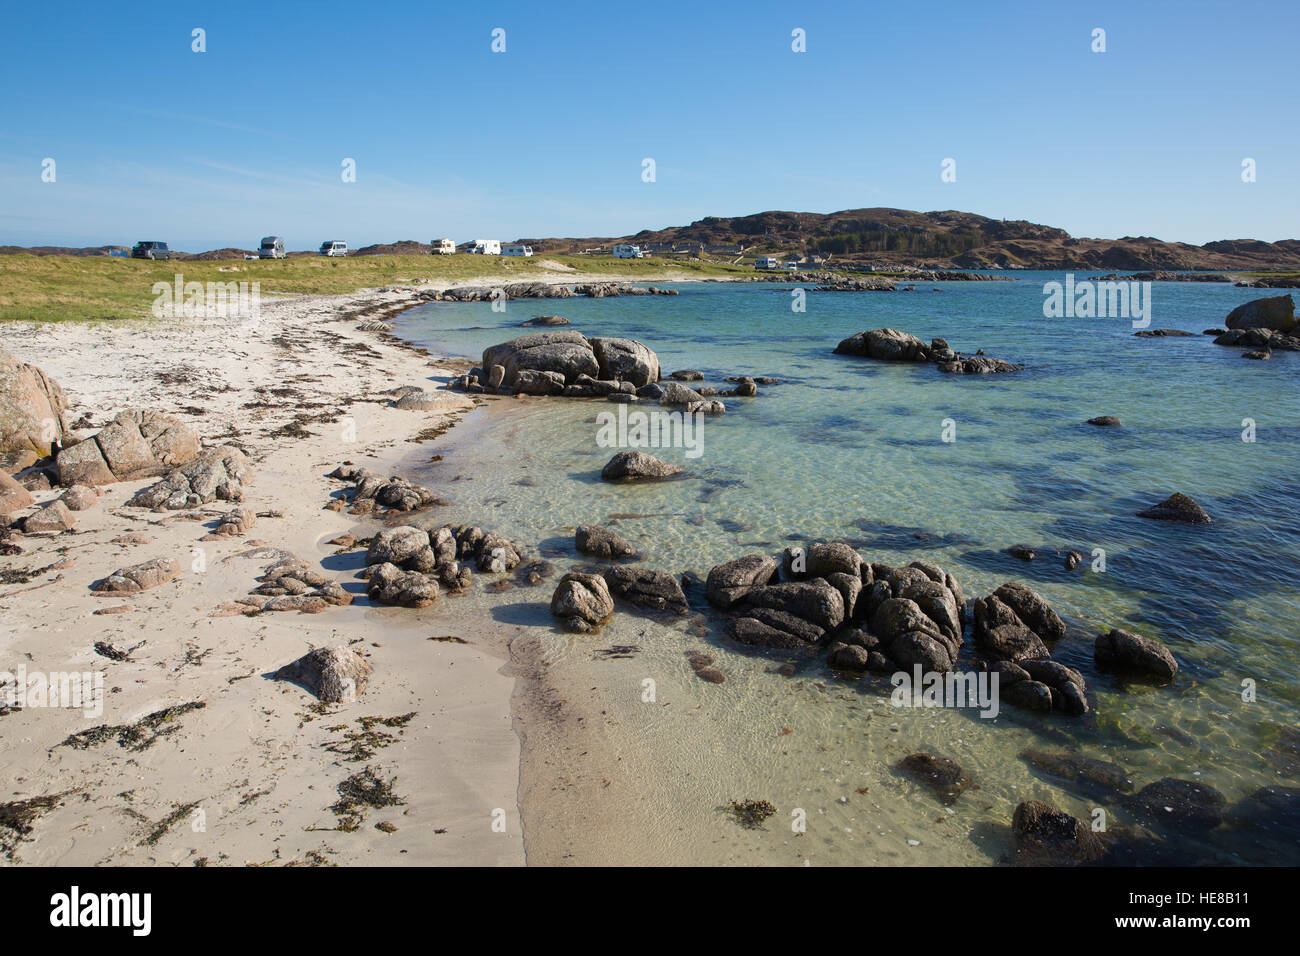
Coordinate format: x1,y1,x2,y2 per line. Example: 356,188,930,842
0,253,757,323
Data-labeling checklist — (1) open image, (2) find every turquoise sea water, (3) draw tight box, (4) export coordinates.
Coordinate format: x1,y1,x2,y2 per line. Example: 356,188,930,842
394,275,1299,865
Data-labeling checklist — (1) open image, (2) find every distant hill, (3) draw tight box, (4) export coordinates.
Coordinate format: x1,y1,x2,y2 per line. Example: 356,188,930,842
523,207,1300,271
5,209,1299,270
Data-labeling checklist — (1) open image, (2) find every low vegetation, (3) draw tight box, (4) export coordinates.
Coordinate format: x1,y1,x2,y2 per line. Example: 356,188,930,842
0,252,753,323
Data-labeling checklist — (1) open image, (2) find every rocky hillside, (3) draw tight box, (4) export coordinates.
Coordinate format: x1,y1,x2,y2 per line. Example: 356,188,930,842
529,207,1300,271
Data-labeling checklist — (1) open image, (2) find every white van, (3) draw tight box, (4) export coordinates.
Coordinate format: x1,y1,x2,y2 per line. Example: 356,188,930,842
431,238,456,255
612,244,643,259
754,256,780,269
259,236,286,259
467,239,501,255
319,240,347,257
502,244,534,257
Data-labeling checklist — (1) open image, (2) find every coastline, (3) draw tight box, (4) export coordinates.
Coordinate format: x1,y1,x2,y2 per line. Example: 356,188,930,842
0,284,541,866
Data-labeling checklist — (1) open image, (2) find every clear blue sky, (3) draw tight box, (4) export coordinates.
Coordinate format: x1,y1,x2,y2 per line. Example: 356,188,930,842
2,0,1296,250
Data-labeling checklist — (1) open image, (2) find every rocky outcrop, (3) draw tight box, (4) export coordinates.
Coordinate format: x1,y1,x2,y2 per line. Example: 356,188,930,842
328,466,448,514
359,521,523,607
1011,800,1104,866
550,572,615,632
1225,293,1296,334
1213,327,1300,352
239,555,352,613
575,524,637,559
600,451,684,481
706,554,779,610
203,507,256,540
56,410,199,487
0,471,35,517
1137,492,1211,524
21,499,76,533
0,347,70,459
366,563,439,608
970,583,1085,715
601,566,689,614
126,446,251,510
273,646,371,702
91,557,181,594
469,330,660,395
1094,628,1178,681
520,315,570,326
834,328,1022,373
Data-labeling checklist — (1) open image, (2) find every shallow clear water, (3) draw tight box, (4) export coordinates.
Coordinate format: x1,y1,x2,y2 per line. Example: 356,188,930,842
394,276,1300,865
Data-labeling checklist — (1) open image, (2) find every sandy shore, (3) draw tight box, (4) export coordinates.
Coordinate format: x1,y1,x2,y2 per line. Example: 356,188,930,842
0,284,551,866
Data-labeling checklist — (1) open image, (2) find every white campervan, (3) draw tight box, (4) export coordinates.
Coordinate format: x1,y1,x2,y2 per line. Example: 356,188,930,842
319,240,348,257
612,244,643,259
754,256,780,269
431,238,456,255
502,244,534,257
258,236,286,259
467,239,501,255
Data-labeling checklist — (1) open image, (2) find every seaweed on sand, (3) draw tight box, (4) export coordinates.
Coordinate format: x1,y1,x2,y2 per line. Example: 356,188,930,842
140,801,202,847
56,701,206,752
324,766,405,832
323,713,417,762
0,791,74,859
726,798,777,830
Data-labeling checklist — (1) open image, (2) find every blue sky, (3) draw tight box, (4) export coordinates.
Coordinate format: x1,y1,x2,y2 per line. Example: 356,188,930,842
1,0,1297,250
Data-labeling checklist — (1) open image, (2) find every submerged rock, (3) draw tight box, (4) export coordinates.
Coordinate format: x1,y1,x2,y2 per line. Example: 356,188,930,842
1011,800,1104,866
575,524,638,559
1127,778,1226,834
1094,628,1178,681
601,566,688,614
705,554,779,610
600,451,684,482
897,752,974,805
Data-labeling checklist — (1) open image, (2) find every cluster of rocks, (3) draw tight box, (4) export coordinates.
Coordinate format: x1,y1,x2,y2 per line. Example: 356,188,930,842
549,524,689,630
56,409,199,487
834,328,1023,374
361,522,526,608
243,555,353,614
421,282,678,303
126,446,252,510
202,508,256,540
327,464,447,514
446,331,755,409
1212,294,1299,359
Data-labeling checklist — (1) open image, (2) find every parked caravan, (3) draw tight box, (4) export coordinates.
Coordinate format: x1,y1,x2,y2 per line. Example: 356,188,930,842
502,244,534,257
466,239,501,255
612,244,643,259
318,240,348,257
431,238,456,255
258,236,286,259
754,256,781,269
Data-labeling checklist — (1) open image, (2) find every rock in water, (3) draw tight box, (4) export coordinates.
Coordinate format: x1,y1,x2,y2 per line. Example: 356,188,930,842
1137,492,1211,524
897,753,974,805
0,347,70,458
834,328,930,361
273,647,372,702
602,566,688,614
575,524,637,559
705,554,779,610
1127,778,1226,834
600,451,684,481
550,572,615,632
1094,628,1178,681
1086,416,1122,427
1011,800,1104,866
1225,293,1295,333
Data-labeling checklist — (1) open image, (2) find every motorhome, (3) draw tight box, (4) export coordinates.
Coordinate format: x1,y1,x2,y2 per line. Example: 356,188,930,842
431,238,456,255
318,240,348,257
754,256,781,269
612,244,643,259
466,239,501,255
258,236,286,259
502,244,534,257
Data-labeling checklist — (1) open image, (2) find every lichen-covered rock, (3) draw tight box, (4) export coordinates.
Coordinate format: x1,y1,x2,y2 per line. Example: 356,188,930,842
21,499,76,533
126,446,251,510
366,562,438,608
204,507,256,539
273,646,372,702
92,557,181,594
0,347,70,458
0,471,35,516
56,409,199,487
59,484,100,512
366,526,431,569
251,556,352,613
550,572,615,632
